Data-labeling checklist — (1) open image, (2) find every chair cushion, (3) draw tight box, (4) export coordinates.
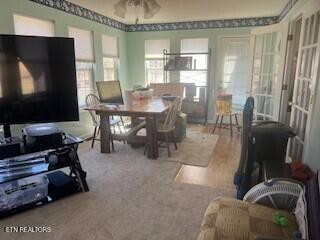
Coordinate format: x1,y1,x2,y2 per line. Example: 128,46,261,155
197,197,298,240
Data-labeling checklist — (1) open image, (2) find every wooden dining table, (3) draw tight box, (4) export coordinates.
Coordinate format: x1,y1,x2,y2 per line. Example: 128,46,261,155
85,97,170,159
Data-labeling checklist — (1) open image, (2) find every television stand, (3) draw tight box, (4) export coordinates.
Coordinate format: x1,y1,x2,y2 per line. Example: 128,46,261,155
0,134,89,218
2,124,11,138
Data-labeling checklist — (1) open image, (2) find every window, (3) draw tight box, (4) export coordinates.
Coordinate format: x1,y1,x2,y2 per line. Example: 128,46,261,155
13,14,55,37
103,58,118,81
69,27,95,107
13,15,54,98
76,62,94,107
102,35,119,81
180,38,209,98
218,37,250,110
145,39,170,85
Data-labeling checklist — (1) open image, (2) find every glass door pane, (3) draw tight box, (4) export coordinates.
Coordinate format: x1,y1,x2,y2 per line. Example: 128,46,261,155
251,32,281,120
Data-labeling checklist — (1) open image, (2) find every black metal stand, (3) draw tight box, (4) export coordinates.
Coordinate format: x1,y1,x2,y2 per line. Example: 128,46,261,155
0,134,89,218
3,124,11,138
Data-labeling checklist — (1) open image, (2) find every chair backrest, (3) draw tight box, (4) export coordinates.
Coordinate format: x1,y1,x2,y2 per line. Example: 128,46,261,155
163,97,181,131
150,83,184,98
216,94,232,115
86,94,101,126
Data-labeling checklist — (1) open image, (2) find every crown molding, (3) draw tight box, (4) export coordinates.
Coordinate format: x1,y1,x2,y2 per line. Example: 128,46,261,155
29,0,298,32
29,0,126,31
279,0,299,21
125,17,279,32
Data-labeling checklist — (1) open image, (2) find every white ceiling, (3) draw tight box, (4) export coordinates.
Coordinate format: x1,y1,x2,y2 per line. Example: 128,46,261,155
68,0,288,24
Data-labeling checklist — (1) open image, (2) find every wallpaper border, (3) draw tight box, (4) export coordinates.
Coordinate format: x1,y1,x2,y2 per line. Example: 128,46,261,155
29,0,299,32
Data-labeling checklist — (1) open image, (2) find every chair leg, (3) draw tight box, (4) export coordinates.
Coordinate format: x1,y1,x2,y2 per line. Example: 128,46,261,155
229,114,233,137
117,122,126,143
120,116,125,129
118,123,123,135
110,135,115,152
234,114,241,132
212,115,220,134
171,131,177,150
164,132,171,157
144,144,148,155
219,116,224,130
91,126,97,148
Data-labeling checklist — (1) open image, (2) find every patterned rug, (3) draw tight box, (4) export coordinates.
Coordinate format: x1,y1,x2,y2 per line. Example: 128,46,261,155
157,124,219,167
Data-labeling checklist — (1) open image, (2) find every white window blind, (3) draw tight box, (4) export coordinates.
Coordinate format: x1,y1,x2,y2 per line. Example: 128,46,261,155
102,34,118,57
181,38,209,53
219,38,250,110
180,38,209,89
145,39,170,58
13,14,54,37
68,27,94,62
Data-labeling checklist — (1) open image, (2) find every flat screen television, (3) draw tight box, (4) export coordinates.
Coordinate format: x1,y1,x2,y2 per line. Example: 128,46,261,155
0,35,79,135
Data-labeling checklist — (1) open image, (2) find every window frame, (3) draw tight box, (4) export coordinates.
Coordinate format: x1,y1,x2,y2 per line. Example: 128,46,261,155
145,57,166,85
75,61,95,108
144,39,170,85
103,56,119,81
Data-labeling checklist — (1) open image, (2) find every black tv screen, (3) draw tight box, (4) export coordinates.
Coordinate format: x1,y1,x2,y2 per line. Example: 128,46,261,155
0,35,79,125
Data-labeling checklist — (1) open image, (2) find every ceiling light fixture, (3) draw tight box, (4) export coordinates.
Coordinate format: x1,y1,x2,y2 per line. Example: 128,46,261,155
114,0,161,24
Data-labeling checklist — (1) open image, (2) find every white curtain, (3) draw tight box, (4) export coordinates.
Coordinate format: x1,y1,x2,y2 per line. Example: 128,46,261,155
145,39,170,58
13,14,55,37
102,34,118,57
68,27,94,62
220,37,250,109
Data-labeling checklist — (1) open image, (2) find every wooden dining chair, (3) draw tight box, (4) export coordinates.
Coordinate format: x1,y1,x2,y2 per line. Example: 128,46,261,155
144,97,180,157
212,94,240,136
85,94,122,149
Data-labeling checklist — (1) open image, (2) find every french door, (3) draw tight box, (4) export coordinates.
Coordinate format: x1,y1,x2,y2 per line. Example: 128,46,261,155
287,6,320,162
250,23,288,120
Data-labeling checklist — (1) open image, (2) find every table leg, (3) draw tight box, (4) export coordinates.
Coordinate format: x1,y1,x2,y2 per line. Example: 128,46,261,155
100,113,111,153
146,116,158,159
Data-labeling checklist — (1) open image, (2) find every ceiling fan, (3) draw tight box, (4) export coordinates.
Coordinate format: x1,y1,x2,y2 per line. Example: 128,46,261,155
114,0,161,24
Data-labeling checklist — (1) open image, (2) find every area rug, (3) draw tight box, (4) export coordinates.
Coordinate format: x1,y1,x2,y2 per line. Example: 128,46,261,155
0,141,233,240
157,124,219,167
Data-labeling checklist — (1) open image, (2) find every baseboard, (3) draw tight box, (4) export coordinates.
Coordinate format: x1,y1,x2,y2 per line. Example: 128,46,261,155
79,132,93,141
207,120,216,124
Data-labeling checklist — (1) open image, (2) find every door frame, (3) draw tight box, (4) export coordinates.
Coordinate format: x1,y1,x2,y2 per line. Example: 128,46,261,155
287,0,320,162
279,15,303,124
249,23,289,120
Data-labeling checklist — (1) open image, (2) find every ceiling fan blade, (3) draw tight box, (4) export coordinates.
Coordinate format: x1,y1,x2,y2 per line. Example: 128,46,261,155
114,0,128,18
143,2,153,19
144,0,161,19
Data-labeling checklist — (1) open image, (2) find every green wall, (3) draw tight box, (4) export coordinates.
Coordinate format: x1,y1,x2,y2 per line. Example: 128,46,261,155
0,0,253,134
126,28,251,121
0,0,129,138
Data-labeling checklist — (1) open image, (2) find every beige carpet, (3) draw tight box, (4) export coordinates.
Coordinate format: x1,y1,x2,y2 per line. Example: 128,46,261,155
0,140,233,240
